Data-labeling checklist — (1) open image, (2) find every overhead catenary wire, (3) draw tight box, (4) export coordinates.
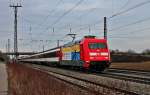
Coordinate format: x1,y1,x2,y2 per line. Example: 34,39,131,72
44,0,84,33
112,27,150,36
109,36,150,39
37,0,64,28
57,0,150,33
37,0,150,39
109,0,150,19
108,26,150,39
36,0,84,42
13,0,150,51
55,0,98,29
73,0,150,32
109,16,150,31
118,0,130,11
56,7,98,30
20,0,64,29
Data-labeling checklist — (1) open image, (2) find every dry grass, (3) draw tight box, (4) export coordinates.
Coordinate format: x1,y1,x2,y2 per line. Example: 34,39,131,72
110,61,150,71
7,63,95,95
6,63,149,95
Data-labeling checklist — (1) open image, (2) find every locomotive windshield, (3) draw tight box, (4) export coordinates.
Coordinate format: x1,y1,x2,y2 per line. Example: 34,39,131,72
88,43,107,49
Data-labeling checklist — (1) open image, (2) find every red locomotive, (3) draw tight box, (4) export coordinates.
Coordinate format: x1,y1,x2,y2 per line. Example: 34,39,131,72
21,35,111,71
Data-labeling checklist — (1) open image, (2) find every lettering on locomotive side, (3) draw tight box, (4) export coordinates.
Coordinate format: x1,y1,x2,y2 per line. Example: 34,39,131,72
62,45,80,53
62,44,80,61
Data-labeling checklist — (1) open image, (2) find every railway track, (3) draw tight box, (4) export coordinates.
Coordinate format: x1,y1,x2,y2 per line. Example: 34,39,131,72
26,64,150,95
100,69,150,84
100,72,150,85
107,68,150,76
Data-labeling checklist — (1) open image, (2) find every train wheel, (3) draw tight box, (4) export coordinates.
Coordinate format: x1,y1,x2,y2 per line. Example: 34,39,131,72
81,67,91,73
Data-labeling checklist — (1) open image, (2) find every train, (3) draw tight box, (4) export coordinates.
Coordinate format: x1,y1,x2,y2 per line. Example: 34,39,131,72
20,35,111,72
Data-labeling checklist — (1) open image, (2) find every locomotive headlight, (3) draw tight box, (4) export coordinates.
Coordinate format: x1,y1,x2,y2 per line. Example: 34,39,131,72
90,52,97,56
100,52,108,56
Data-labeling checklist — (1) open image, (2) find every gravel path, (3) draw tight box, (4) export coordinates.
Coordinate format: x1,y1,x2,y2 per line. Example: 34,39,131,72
0,62,8,95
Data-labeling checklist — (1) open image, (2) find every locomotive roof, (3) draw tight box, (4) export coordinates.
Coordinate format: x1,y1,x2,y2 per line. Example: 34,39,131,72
63,40,81,47
63,36,106,47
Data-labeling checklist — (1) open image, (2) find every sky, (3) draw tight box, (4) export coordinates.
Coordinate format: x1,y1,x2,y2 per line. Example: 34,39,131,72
0,0,150,53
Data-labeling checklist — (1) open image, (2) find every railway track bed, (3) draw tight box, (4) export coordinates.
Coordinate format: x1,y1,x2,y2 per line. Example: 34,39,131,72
26,64,150,95
101,69,150,84
107,68,150,76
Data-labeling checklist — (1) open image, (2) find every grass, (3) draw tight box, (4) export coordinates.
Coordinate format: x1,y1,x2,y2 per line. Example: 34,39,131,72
7,63,94,95
110,61,150,71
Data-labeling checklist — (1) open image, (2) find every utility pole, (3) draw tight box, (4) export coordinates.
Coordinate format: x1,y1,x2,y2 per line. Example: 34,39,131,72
8,39,10,53
70,28,72,33
6,44,8,53
42,45,45,52
57,40,60,47
10,4,22,60
29,26,33,51
53,27,55,33
89,26,91,34
104,17,107,40
57,40,63,47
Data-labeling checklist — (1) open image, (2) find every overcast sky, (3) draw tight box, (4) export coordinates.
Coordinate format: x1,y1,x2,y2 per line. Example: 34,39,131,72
0,0,150,53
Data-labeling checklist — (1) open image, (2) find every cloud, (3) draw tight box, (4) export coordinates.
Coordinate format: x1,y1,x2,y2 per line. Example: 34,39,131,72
0,0,150,52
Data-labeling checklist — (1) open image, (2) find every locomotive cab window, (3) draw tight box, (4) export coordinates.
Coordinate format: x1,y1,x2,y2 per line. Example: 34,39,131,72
88,43,107,49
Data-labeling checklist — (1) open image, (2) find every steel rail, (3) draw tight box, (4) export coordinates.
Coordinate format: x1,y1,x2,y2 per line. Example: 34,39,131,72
50,66,150,84
28,64,139,95
33,67,103,95
99,72,150,85
107,68,150,76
